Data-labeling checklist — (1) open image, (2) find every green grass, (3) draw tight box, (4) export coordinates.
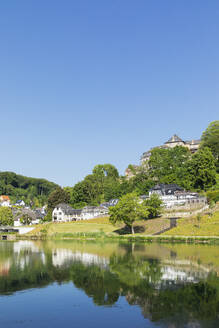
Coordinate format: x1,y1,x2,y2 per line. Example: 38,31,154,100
26,216,170,238
162,204,219,236
23,204,219,242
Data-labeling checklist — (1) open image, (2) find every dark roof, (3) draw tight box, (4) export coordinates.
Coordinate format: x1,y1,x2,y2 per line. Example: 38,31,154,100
72,209,82,215
165,135,184,144
82,206,98,210
82,206,108,213
56,203,76,215
185,139,201,145
12,208,38,221
139,195,149,200
34,209,45,218
150,184,183,196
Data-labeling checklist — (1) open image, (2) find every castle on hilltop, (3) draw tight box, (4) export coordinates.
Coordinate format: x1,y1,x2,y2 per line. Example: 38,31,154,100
125,134,201,178
140,134,201,164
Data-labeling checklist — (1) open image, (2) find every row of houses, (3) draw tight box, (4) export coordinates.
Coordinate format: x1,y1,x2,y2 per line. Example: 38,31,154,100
52,204,110,222
146,184,207,208
0,196,32,209
0,184,207,227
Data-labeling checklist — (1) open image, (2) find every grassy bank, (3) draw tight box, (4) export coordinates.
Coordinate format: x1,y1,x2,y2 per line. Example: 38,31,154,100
24,216,170,239
18,204,219,244
162,204,219,236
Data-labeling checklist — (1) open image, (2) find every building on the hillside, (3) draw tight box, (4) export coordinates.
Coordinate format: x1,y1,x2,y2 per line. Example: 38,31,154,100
81,206,108,220
15,200,25,207
13,208,42,226
52,204,82,222
100,199,119,208
0,195,10,207
149,184,184,197
141,134,200,164
148,184,207,208
34,209,46,220
52,203,109,222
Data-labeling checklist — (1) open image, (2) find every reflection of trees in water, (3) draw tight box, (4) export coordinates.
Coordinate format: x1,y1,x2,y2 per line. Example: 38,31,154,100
129,277,219,327
70,263,120,305
0,242,219,326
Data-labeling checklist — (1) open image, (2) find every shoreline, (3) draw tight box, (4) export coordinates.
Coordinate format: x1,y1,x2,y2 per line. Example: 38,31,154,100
15,233,219,244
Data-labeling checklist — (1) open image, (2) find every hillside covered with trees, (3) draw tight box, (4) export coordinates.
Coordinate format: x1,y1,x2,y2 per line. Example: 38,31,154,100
0,172,59,207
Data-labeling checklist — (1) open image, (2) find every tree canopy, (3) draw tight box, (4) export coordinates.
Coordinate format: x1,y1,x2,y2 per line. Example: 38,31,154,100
0,207,14,226
0,171,58,207
47,187,70,210
186,147,217,190
109,192,149,234
201,120,219,172
148,146,191,188
143,193,163,218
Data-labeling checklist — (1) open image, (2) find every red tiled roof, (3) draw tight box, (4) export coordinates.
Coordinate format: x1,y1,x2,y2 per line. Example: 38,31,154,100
0,195,10,201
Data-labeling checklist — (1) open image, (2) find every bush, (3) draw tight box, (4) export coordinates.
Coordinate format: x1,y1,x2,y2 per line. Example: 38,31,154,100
206,190,219,203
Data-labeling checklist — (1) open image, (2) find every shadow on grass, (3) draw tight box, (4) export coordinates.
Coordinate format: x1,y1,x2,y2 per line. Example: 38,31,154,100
114,225,146,235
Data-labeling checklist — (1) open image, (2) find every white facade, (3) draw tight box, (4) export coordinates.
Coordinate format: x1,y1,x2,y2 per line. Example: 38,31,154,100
0,200,11,207
81,206,108,220
52,204,109,222
15,200,25,207
52,207,71,222
14,219,22,227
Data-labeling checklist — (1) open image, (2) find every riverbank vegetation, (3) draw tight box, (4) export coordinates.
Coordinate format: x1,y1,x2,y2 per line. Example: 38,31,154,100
23,203,219,241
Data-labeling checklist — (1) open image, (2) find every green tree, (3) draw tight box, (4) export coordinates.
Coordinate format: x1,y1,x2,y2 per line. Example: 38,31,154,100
47,187,70,210
20,214,32,225
92,164,119,179
109,192,149,234
0,171,58,206
0,207,14,226
201,120,219,172
130,172,155,195
148,146,191,188
43,209,53,222
186,147,216,190
143,193,163,218
68,164,121,208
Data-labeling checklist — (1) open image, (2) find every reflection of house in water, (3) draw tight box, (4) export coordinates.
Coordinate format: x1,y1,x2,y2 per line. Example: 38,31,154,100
52,249,109,268
156,259,211,289
13,241,40,254
13,241,45,269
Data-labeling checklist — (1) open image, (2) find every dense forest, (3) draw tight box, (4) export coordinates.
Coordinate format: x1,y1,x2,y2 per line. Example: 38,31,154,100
0,171,59,206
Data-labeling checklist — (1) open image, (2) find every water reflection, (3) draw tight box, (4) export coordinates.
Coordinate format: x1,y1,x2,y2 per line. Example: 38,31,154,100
0,240,219,327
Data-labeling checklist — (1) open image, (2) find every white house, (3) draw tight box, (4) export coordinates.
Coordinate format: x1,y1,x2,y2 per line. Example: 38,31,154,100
52,204,82,222
0,195,11,207
15,200,25,207
148,184,207,208
52,204,109,222
13,208,41,226
81,206,108,220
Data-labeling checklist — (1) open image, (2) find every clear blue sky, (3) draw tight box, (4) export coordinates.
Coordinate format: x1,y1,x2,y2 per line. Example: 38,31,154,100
0,1,218,186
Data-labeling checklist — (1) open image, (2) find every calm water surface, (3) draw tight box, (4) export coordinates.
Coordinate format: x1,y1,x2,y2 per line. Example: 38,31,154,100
0,240,219,327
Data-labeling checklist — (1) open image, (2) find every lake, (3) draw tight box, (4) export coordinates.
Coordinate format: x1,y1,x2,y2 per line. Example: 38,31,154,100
0,240,219,327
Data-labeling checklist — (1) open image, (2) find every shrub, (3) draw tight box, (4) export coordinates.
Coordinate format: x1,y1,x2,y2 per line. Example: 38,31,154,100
206,190,219,203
